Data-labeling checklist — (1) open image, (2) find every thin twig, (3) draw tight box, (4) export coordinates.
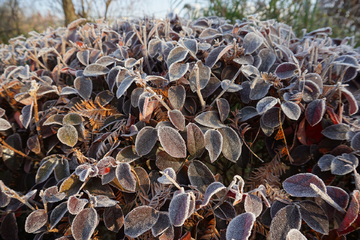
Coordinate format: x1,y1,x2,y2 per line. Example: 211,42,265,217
194,64,206,111
0,138,37,161
146,87,172,111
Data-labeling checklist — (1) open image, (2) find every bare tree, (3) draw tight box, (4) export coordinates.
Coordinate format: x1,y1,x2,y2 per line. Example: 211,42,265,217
62,0,77,25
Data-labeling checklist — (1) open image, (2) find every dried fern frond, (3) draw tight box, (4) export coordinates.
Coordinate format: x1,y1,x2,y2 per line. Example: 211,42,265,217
70,100,118,130
247,155,286,189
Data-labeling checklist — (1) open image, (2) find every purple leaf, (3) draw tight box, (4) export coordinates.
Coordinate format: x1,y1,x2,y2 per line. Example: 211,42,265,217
244,193,263,217
103,204,124,233
188,160,215,194
116,145,140,163
256,96,278,115
124,206,159,238
216,98,230,122
270,205,301,240
83,63,109,77
218,127,242,162
204,129,223,163
187,123,205,157
71,208,99,240
275,62,298,79
331,153,358,175
281,101,301,121
200,182,226,207
25,209,47,233
338,190,360,232
158,126,187,158
43,186,65,203
214,201,236,220
169,192,190,226
306,99,326,126
135,126,158,156
168,85,186,110
116,162,136,192
297,200,329,234
74,76,92,100
243,32,263,55
226,212,256,240
321,123,350,140
318,154,335,172
168,110,185,131
283,173,326,197
67,196,88,215
195,111,226,129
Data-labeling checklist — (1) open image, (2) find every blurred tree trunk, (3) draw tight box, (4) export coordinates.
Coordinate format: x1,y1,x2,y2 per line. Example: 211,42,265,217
62,0,77,25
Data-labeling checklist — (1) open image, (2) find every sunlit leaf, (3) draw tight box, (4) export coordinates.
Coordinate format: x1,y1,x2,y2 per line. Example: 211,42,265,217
124,206,159,238
195,111,226,128
158,167,176,185
21,103,33,129
244,193,263,217
59,173,83,197
0,118,11,131
158,126,187,158
318,154,334,172
256,96,278,115
286,229,306,240
167,46,189,67
77,50,89,66
83,63,109,77
226,212,256,240
72,208,99,240
283,173,326,197
169,62,189,82
116,145,140,163
218,127,242,162
220,80,242,92
205,45,233,68
25,209,47,233
135,127,158,156
36,157,58,184
67,195,88,215
200,182,226,207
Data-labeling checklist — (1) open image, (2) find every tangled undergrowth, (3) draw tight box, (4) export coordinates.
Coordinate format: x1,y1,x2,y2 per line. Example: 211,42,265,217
0,14,360,240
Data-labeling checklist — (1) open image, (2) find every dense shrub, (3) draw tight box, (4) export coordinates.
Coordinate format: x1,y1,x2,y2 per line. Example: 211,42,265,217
0,14,360,240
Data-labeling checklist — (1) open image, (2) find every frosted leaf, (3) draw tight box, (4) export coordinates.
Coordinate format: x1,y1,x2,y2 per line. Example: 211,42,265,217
152,212,171,237
156,151,184,172
67,196,88,215
60,86,78,95
331,153,358,175
134,167,150,194
244,193,263,217
239,106,258,122
270,205,301,240
249,78,272,100
92,195,118,208
258,49,276,72
124,206,159,238
157,167,176,184
188,160,215,194
187,123,205,157
181,38,198,55
83,63,109,77
62,113,84,125
305,99,326,126
189,61,211,92
168,110,185,131
25,209,47,233
338,191,360,232
95,56,116,66
297,200,329,234
310,184,346,213
131,87,144,108
77,50,89,66
71,208,99,240
281,101,301,120
318,154,335,172
275,62,298,79
59,174,83,197
270,201,289,219
199,28,222,39
67,18,86,29
95,90,113,107
43,114,64,126
341,88,358,115
116,162,136,192
21,103,33,129
167,46,189,67
116,146,140,163
204,129,223,163
158,126,187,158
106,66,122,92
135,127,158,156
169,192,190,226
168,85,186,110
205,45,233,68
35,157,58,184
233,55,254,65
261,107,284,128
0,118,11,131
286,229,306,240
116,76,135,98
43,186,65,203
218,127,242,162
169,62,189,82
256,96,278,115
27,135,40,154
49,202,67,230
321,123,350,140
283,173,326,197
148,38,162,57
351,132,360,150
305,73,323,93
243,32,263,55
300,80,320,102
104,204,124,233
226,212,256,240
221,80,243,92
241,65,260,79
194,111,226,128
214,201,236,220
200,182,225,207
74,76,92,100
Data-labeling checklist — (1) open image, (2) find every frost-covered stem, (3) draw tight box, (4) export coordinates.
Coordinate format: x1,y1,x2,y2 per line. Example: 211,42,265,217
159,171,181,190
0,138,37,161
142,26,152,74
2,187,35,211
194,65,206,111
210,67,242,107
146,87,172,111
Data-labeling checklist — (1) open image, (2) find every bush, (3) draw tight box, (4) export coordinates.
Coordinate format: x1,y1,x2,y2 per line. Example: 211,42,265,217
0,14,360,240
